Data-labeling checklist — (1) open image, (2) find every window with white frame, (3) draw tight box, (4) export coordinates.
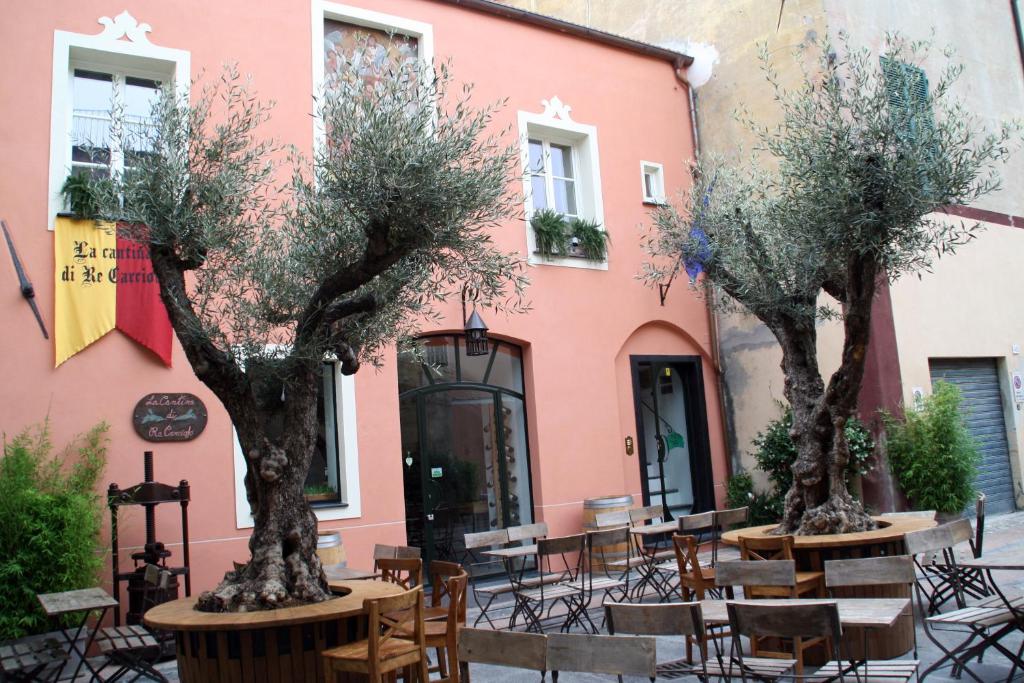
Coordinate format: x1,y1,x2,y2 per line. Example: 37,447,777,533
519,97,606,270
528,139,579,217
234,358,361,527
48,11,190,227
641,161,665,204
70,68,161,179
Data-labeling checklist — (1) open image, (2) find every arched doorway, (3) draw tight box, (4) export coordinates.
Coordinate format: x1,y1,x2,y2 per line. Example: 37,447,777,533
398,335,533,566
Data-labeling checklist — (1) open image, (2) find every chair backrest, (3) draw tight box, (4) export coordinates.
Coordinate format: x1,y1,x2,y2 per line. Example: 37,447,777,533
373,543,397,565
594,510,631,528
587,526,630,576
678,511,715,534
739,534,795,562
546,633,657,679
605,600,704,638
824,555,916,590
396,545,422,560
713,506,750,529
630,505,665,525
378,557,422,589
458,628,547,674
946,518,974,546
365,587,424,663
464,529,509,550
538,534,585,579
904,525,952,556
429,560,463,608
973,493,986,558
508,522,548,544
727,600,842,642
715,560,796,589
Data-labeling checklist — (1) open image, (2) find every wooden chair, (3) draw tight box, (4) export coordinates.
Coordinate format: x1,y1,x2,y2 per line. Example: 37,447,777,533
513,534,586,633
604,600,708,680
95,563,171,682
820,556,920,680
567,527,631,631
397,572,468,683
725,601,839,681
594,510,631,529
463,529,512,628
629,504,666,526
672,534,720,661
457,628,547,682
716,560,827,674
322,587,429,683
710,506,749,565
547,633,656,682
373,544,421,571
738,534,824,598
0,638,68,682
378,557,423,590
905,520,979,614
426,560,464,622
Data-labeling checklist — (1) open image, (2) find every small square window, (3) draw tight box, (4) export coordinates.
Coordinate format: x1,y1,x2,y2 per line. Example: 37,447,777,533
641,161,665,204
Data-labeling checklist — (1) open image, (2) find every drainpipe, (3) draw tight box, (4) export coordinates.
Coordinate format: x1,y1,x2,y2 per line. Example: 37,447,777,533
1013,0,1024,81
673,48,737,484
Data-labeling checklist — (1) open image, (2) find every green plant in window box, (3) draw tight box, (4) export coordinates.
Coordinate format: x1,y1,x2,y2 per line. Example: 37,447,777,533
530,208,569,258
304,484,338,503
568,217,609,260
61,173,113,221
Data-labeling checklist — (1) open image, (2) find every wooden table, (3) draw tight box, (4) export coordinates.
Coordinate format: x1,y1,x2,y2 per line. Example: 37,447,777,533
720,515,935,659
38,587,119,682
145,580,403,682
699,598,910,628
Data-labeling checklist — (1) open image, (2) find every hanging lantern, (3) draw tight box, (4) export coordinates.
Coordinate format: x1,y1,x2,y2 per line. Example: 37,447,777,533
464,307,489,357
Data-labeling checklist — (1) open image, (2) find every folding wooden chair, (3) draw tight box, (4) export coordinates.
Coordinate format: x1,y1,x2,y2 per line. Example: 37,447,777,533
547,632,656,682
457,628,548,682
508,522,549,545
820,555,920,680
725,601,837,681
570,527,630,631
322,587,429,683
716,560,827,675
0,637,68,682
905,520,979,615
513,534,587,633
463,529,513,628
95,563,171,682
604,600,708,680
710,506,749,565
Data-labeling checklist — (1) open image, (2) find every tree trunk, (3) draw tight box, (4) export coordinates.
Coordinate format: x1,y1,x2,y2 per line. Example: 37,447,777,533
771,275,878,535
196,369,331,612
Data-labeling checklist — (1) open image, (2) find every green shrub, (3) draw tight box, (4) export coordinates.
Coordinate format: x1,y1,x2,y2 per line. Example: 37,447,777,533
733,407,876,524
724,471,782,526
885,381,978,513
0,421,108,639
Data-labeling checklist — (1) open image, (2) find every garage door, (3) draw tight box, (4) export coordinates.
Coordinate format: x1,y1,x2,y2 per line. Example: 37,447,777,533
930,358,1016,515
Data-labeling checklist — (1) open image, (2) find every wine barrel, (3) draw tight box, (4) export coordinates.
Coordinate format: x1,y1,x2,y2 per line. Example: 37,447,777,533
316,530,347,568
582,495,634,572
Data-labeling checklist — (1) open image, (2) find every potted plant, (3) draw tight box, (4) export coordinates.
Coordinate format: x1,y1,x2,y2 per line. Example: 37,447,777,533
530,208,569,258
568,217,609,260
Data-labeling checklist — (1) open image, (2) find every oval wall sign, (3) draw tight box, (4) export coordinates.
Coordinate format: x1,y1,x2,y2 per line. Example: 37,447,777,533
132,393,208,442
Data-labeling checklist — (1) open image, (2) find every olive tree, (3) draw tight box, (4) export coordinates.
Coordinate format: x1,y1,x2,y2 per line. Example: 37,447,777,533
644,35,1018,535
91,54,527,610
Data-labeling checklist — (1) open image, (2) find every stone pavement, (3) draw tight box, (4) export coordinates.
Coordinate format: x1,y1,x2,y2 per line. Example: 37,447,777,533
134,510,1024,682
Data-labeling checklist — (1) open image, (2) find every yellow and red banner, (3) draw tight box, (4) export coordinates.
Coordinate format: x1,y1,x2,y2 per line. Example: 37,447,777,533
54,216,172,367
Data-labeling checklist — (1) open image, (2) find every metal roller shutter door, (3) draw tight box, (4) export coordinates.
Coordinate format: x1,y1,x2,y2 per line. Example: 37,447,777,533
929,358,1016,514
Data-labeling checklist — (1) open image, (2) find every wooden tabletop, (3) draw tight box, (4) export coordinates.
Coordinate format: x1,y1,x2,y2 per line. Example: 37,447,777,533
700,598,910,628
482,544,538,559
630,521,677,536
144,580,403,631
959,556,1024,571
37,588,118,617
720,516,936,549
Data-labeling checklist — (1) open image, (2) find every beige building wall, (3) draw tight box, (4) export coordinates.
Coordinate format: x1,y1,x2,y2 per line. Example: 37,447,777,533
498,0,1024,503
889,217,1024,507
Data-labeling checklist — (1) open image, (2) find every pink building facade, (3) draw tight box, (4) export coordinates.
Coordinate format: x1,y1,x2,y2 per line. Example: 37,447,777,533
0,0,728,600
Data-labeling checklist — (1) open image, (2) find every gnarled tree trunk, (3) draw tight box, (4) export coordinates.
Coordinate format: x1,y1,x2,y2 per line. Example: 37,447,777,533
772,257,881,535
